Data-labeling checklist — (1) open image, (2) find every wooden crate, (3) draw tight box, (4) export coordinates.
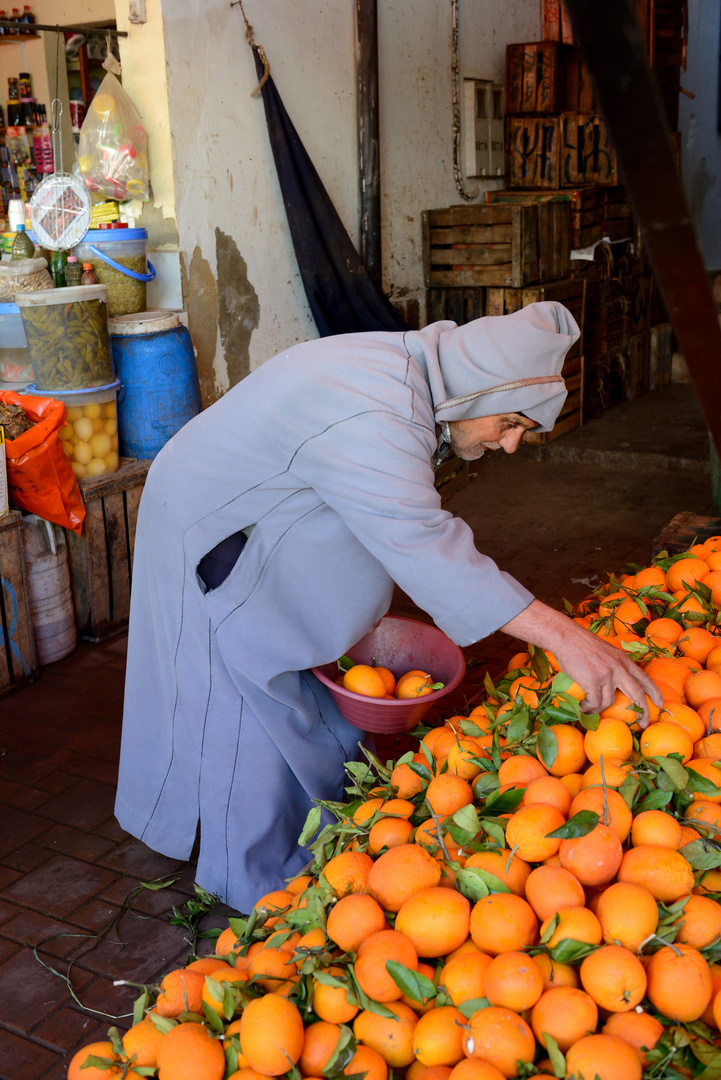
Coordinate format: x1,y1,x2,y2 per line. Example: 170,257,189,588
506,116,561,188
627,331,651,399
562,47,595,112
604,187,633,241
0,509,36,694
505,42,562,114
560,113,618,186
584,350,629,418
653,512,721,558
629,273,654,334
542,0,574,43
65,458,150,643
582,274,630,364
434,453,472,504
485,185,604,250
522,357,584,444
422,203,571,289
426,287,485,325
522,278,585,359
485,278,585,359
649,322,673,389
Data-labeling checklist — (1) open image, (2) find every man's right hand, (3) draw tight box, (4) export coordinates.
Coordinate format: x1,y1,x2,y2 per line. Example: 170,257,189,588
501,599,662,728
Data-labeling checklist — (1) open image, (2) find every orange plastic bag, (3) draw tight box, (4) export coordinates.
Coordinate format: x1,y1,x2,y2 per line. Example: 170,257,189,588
0,390,86,535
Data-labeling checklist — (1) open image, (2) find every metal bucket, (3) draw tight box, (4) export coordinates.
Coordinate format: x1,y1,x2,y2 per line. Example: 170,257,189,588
21,514,76,665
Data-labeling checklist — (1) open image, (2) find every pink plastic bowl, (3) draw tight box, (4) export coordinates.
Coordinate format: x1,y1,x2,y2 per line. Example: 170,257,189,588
311,616,466,734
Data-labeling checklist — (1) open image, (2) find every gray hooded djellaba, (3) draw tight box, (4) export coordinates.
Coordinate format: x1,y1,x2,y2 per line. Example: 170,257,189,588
115,300,580,913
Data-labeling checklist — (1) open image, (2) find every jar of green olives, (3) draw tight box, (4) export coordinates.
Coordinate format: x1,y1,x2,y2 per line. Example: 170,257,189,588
15,285,115,391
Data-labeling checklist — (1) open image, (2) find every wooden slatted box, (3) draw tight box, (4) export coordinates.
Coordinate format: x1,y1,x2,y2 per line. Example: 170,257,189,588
627,331,651,399
434,454,472,504
505,42,562,115
560,113,618,186
65,458,150,643
426,287,486,326
649,323,673,390
629,273,654,335
604,187,633,241
506,116,561,188
423,203,571,290
485,186,604,250
0,509,36,694
522,357,585,444
484,278,586,362
653,512,721,558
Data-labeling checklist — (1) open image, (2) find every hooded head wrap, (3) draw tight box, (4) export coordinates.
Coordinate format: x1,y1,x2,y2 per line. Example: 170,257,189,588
434,301,580,432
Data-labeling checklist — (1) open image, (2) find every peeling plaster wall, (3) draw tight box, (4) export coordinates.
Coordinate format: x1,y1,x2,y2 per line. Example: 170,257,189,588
158,0,538,398
679,1,721,271
161,1,357,400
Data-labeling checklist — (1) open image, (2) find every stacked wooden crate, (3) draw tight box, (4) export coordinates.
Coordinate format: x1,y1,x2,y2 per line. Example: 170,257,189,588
539,0,684,410
423,201,584,444
65,458,150,643
504,42,619,190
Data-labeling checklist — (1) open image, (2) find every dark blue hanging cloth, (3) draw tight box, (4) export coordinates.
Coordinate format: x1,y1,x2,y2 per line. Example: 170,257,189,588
253,46,408,337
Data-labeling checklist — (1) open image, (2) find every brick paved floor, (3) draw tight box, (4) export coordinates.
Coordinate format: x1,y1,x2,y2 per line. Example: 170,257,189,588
0,382,714,1078
0,635,225,1080
0,609,513,1080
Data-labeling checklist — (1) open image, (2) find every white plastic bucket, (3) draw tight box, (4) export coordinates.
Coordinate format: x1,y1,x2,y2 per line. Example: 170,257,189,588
21,514,77,665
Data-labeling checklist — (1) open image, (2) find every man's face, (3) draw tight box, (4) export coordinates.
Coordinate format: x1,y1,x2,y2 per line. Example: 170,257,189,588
446,412,539,460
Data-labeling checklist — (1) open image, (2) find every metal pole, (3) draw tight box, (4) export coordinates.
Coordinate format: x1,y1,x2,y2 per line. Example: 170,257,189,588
356,0,382,287
563,0,721,458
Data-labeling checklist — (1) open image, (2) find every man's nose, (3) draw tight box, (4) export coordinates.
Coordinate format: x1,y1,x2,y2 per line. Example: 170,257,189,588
501,428,526,454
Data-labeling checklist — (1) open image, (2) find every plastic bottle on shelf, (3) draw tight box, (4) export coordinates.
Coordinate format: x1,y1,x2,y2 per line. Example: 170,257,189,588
20,4,34,33
10,7,20,32
81,262,98,285
7,197,24,232
50,248,68,287
64,255,83,286
0,10,5,35
11,223,34,260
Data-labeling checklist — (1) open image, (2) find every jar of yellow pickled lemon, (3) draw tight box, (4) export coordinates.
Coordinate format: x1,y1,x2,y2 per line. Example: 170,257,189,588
46,379,122,480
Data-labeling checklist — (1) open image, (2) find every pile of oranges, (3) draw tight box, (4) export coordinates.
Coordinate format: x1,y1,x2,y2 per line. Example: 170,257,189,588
68,538,721,1080
341,663,444,700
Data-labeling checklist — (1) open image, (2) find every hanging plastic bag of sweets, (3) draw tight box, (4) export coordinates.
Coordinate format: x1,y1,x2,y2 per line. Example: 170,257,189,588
77,72,148,202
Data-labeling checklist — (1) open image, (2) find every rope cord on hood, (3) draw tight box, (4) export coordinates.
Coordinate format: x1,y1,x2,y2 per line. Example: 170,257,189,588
434,374,565,414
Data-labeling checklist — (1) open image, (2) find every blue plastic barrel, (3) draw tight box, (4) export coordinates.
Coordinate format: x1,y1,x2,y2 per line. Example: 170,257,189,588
109,311,202,459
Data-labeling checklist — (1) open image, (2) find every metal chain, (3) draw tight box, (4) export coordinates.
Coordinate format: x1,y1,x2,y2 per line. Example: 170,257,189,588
451,0,478,202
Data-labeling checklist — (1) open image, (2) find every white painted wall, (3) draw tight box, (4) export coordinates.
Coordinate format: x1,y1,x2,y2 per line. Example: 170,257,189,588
679,0,721,271
155,0,539,390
